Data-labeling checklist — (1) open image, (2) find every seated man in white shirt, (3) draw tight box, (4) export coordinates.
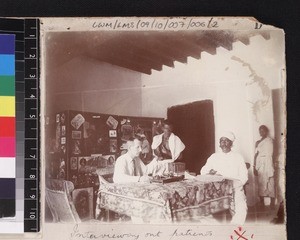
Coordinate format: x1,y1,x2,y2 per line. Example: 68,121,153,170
113,137,150,183
200,131,248,225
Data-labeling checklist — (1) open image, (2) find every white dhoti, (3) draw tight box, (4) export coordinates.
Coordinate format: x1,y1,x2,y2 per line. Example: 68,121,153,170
230,181,247,225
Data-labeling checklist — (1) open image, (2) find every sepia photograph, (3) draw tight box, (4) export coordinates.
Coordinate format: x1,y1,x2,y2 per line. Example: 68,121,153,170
41,17,286,240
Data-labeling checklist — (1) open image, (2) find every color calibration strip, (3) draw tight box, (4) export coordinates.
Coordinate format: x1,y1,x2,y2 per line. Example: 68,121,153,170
0,34,16,219
0,18,40,233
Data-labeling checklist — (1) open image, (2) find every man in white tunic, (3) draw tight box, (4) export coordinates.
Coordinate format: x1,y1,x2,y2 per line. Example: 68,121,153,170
201,132,248,225
253,125,275,207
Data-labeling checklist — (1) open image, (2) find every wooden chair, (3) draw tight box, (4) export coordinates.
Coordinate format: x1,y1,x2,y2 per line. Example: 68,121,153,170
45,179,81,223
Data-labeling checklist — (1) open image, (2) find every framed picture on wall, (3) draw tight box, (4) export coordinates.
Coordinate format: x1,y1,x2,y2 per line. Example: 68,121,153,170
61,125,66,136
72,187,94,221
106,116,118,129
70,157,78,170
72,130,82,140
109,139,118,153
102,155,115,166
109,130,117,137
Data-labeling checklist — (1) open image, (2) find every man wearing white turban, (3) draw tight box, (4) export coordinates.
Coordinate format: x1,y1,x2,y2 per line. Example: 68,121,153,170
200,131,248,225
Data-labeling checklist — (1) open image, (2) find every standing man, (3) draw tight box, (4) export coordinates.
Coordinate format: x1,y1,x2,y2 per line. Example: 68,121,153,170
151,120,185,161
253,125,275,208
149,120,185,175
201,131,248,225
113,137,150,183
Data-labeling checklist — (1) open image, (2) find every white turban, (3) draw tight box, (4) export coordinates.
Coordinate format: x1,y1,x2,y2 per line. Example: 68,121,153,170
221,131,235,142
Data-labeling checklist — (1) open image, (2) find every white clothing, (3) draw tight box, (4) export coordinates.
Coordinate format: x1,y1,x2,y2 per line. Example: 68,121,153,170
113,153,146,183
255,137,275,197
201,152,248,185
151,133,185,161
201,151,248,225
221,131,236,142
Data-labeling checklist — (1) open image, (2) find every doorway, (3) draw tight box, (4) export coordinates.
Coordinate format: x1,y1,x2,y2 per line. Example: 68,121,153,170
167,100,215,174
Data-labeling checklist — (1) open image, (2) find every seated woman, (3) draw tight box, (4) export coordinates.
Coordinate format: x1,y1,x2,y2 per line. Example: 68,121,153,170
148,120,185,175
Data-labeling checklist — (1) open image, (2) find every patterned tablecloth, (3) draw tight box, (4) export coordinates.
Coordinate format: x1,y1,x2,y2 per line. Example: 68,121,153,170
96,178,234,222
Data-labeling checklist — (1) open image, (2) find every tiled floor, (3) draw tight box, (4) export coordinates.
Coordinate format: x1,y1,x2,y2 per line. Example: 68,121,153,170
212,203,281,224
246,204,279,224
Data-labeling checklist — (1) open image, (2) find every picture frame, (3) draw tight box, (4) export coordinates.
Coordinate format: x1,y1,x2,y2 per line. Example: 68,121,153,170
109,139,118,153
72,130,82,140
109,130,117,138
102,155,115,166
70,157,78,170
72,187,94,221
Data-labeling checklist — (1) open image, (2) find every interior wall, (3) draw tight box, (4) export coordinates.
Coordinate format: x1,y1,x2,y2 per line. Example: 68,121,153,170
45,57,143,117
141,31,285,206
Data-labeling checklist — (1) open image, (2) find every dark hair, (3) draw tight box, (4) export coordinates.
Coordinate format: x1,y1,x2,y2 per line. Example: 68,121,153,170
80,158,87,165
127,136,139,142
162,119,173,127
259,125,269,132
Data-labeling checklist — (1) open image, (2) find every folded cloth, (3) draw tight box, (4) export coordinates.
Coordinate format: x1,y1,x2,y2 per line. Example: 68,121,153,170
151,133,185,160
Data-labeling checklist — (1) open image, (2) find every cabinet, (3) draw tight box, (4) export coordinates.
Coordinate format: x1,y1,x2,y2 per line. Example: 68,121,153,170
47,110,163,187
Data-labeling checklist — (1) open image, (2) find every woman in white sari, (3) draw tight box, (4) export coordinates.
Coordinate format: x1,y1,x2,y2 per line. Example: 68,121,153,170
253,125,275,207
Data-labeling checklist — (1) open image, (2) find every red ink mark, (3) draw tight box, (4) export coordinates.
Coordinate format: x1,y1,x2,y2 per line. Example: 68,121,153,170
230,226,255,240
234,230,247,240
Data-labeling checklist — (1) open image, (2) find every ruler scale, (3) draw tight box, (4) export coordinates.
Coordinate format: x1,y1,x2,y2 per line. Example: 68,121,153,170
24,19,40,232
0,18,40,233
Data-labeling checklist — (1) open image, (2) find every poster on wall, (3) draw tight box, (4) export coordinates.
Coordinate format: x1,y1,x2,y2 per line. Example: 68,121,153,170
102,154,116,166
42,17,286,240
109,139,118,153
109,130,117,137
61,125,66,136
72,187,94,221
71,113,85,129
70,157,78,170
72,130,82,139
106,116,118,129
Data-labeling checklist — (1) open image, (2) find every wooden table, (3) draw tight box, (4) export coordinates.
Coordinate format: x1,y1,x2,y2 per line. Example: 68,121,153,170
96,178,234,222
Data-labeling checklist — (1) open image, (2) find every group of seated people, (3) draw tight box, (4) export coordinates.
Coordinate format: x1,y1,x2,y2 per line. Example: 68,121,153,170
112,119,250,224
112,120,278,225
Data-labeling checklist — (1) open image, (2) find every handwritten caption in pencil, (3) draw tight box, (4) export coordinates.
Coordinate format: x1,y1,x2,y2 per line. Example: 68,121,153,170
69,224,213,240
92,17,219,31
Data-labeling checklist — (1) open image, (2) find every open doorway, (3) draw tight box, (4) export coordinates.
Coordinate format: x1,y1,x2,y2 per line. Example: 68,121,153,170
167,100,215,174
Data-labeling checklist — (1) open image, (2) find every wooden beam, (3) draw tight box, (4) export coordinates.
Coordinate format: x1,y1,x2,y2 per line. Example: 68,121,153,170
144,35,188,64
236,36,250,45
103,56,152,74
114,45,163,71
96,47,153,74
204,31,234,51
124,40,175,68
161,34,202,60
194,34,218,55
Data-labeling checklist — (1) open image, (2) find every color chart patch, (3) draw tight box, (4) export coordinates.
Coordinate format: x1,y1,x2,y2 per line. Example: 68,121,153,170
0,34,16,218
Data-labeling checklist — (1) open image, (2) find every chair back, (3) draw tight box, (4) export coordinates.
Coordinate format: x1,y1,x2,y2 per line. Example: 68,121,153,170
96,167,114,185
45,179,81,223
